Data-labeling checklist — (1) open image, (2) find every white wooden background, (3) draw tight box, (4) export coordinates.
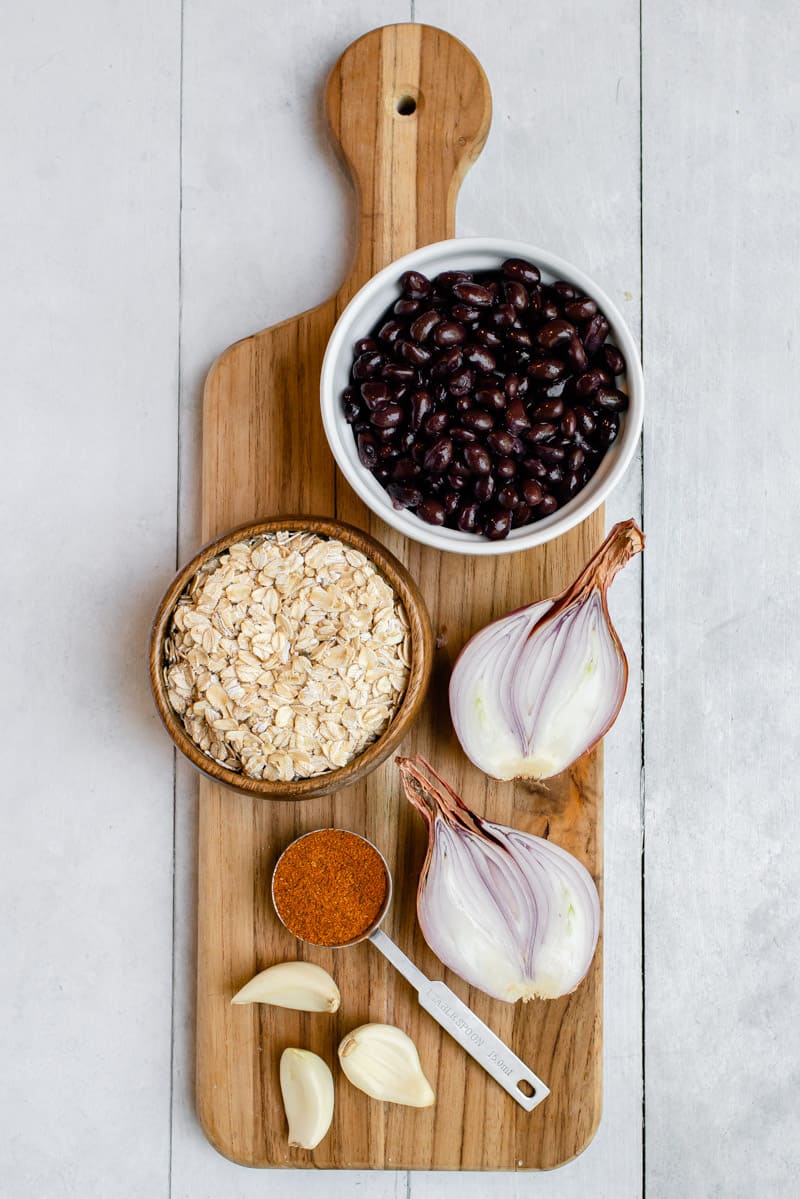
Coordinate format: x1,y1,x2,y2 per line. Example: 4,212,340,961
2,1,798,1195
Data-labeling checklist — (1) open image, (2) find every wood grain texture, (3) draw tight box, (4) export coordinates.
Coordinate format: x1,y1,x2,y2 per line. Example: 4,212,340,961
196,22,603,1171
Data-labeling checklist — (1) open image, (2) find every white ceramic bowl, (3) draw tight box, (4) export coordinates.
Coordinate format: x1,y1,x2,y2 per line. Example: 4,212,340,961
320,238,643,555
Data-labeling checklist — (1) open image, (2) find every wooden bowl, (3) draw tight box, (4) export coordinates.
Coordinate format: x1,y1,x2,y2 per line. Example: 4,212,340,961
149,516,434,800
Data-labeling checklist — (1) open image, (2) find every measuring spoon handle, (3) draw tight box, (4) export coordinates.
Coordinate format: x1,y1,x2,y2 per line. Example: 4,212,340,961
418,981,549,1112
369,929,548,1111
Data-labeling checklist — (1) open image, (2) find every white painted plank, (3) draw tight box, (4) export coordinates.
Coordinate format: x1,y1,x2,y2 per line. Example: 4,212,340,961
643,2,800,1196
172,3,411,1196
0,3,180,1196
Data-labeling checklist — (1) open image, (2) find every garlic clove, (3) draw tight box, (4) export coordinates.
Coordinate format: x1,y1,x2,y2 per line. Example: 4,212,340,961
338,1023,435,1107
231,960,340,1012
279,1048,335,1150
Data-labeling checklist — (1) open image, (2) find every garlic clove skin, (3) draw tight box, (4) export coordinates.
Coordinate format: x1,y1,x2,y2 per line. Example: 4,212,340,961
279,1048,334,1150
338,1023,435,1107
231,961,340,1012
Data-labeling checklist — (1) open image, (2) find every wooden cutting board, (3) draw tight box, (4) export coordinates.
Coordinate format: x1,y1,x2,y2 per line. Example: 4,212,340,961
196,22,602,1171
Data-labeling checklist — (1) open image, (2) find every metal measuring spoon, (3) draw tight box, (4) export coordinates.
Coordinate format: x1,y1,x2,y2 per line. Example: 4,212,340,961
272,829,549,1112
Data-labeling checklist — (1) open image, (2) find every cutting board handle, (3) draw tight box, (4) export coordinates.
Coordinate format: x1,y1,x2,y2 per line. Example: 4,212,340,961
326,23,492,303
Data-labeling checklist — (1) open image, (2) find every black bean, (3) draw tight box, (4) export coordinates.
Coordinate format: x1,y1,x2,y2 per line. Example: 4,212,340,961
603,344,626,376
474,474,495,502
574,405,596,437
451,425,478,444
502,258,541,286
417,498,446,525
409,310,442,343
596,414,620,445
542,463,564,485
448,366,476,396
497,483,520,510
488,303,517,329
423,410,450,436
395,298,421,317
447,466,469,489
378,319,404,345
560,472,582,499
450,303,481,323
443,489,461,517
503,280,529,310
475,327,504,348
487,429,517,455
457,501,480,533
522,456,549,480
423,437,454,473
399,340,432,366
537,318,576,348
511,502,531,528
344,398,362,424
354,337,378,355
430,347,463,377
594,387,629,412
505,398,530,433
537,494,558,515
400,270,432,299
435,270,473,289
462,343,497,372
537,444,566,464
531,398,565,422
494,456,517,480
484,508,512,540
563,297,598,321
462,408,494,433
352,350,385,379
522,479,544,507
475,386,506,412
387,484,423,509
411,389,433,431
360,381,393,409
574,367,611,397
541,375,572,400
566,336,589,371
373,465,391,483
381,362,416,384
434,320,467,347
561,408,577,437
371,402,404,429
567,447,586,471
527,422,558,443
553,282,579,301
391,456,421,481
527,357,565,382
507,327,533,350
376,426,399,444
505,373,528,400
540,298,560,321
452,281,494,306
357,432,379,468
464,445,492,475
582,314,610,355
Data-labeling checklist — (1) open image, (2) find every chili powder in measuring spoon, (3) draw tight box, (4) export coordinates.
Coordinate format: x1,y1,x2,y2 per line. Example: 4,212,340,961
272,828,389,947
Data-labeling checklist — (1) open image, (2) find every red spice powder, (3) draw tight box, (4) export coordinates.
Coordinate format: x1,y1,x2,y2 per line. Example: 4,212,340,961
272,828,388,946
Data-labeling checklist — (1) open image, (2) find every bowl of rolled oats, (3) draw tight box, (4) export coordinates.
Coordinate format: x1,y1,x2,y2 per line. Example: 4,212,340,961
149,517,434,798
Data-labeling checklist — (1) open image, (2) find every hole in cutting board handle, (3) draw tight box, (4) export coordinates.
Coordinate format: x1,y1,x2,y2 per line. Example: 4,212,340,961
396,94,417,115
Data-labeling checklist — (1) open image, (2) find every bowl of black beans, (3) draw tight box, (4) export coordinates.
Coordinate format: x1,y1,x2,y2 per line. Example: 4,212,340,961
320,238,643,553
